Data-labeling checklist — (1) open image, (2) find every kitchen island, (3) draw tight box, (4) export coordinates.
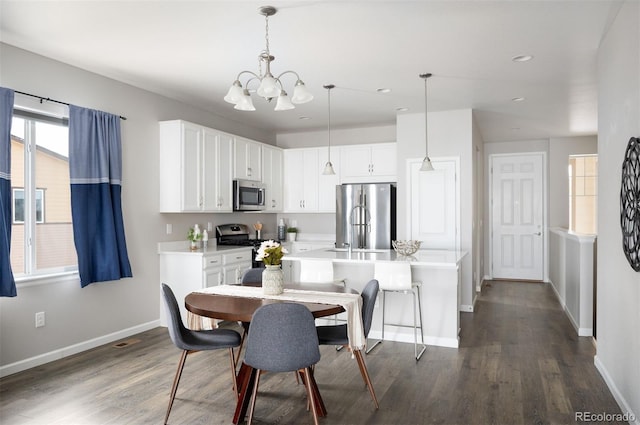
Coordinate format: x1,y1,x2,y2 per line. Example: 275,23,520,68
283,248,467,348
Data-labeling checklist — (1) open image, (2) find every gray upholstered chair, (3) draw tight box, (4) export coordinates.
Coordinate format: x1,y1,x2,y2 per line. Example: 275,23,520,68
315,279,380,409
161,283,241,425
241,267,263,285
243,303,322,425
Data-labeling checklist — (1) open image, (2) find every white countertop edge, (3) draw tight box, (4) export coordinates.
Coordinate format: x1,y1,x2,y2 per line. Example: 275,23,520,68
284,248,467,268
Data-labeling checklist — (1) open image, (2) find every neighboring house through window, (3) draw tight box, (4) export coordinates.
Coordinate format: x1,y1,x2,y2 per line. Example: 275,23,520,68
10,112,77,277
569,154,598,235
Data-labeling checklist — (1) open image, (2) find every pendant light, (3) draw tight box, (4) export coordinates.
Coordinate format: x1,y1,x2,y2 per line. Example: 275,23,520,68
419,73,434,172
322,84,336,175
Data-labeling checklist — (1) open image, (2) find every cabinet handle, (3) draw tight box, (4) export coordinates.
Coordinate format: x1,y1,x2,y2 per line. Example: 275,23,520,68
236,256,243,260
247,167,252,176
208,260,219,264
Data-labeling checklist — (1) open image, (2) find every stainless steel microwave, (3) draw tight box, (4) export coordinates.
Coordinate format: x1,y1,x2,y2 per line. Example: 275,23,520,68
233,180,266,211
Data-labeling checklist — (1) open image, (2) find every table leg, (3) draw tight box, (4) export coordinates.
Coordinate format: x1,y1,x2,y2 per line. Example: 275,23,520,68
233,362,257,424
298,368,327,417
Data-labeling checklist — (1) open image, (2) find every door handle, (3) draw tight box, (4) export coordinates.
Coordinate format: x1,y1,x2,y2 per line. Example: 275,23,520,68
534,232,542,236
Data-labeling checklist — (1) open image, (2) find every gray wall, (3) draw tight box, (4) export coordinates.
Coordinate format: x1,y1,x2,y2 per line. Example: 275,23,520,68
594,0,639,419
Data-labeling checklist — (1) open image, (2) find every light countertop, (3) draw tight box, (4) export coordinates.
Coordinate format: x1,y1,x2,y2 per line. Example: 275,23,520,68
157,241,252,256
284,248,467,268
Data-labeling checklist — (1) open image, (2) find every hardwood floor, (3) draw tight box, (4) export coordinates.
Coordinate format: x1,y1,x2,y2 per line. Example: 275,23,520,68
0,281,625,424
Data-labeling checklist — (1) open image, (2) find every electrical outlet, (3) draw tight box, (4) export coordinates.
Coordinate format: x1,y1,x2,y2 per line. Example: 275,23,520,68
166,224,172,235
207,222,213,232
35,311,45,328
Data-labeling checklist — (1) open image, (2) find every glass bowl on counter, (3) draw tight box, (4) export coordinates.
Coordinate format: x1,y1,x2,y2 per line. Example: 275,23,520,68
392,240,421,256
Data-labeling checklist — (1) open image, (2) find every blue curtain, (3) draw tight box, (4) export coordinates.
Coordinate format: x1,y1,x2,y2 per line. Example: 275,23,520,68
69,105,132,287
0,88,16,297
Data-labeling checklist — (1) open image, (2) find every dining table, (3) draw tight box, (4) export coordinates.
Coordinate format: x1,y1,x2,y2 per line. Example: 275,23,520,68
184,282,360,425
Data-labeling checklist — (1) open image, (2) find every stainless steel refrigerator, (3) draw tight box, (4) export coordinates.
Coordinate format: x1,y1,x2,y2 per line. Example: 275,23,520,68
335,183,396,250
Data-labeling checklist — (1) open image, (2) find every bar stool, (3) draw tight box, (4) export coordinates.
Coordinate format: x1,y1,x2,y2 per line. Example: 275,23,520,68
369,261,427,360
299,258,346,338
299,258,345,285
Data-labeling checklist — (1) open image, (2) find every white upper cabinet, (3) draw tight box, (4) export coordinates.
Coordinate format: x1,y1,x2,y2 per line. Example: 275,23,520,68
262,145,284,212
284,148,319,212
339,143,396,183
204,129,234,212
284,147,339,213
234,137,262,181
159,120,233,213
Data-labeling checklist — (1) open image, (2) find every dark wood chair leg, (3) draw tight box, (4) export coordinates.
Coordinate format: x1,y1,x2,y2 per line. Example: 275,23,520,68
233,363,258,425
354,349,379,409
164,350,189,425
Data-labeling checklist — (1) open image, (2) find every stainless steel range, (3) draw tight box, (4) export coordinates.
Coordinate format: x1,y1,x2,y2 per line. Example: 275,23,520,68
216,223,267,268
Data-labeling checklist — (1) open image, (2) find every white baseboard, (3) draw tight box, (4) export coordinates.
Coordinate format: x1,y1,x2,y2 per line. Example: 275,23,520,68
0,320,160,378
460,304,474,312
594,355,639,424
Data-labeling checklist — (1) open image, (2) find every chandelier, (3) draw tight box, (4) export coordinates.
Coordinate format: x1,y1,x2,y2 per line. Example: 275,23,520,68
223,6,313,111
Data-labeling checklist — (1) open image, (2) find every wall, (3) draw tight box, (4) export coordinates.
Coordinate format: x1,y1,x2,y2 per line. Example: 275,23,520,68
594,1,640,421
0,43,278,374
396,109,476,311
276,125,396,149
549,136,598,228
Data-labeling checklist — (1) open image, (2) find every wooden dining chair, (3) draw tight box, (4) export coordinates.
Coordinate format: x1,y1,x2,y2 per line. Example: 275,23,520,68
161,284,241,425
315,279,380,409
243,303,322,425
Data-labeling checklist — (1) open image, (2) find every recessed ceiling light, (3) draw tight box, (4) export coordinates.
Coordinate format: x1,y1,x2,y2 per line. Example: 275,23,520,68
511,97,525,102
377,88,392,93
396,107,409,112
512,55,533,62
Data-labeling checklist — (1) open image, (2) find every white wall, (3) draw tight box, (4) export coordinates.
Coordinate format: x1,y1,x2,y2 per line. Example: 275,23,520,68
594,1,640,421
549,136,598,228
0,43,278,374
396,109,476,310
276,125,396,149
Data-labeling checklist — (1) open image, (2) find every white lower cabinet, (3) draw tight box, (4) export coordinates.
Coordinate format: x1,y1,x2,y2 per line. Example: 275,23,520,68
222,250,253,285
159,247,251,326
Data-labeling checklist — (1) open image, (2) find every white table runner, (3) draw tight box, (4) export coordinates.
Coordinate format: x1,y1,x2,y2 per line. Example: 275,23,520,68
189,285,366,351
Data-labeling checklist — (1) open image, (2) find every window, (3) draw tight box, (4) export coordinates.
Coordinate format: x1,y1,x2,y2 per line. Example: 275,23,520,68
569,154,598,234
10,112,77,277
12,188,44,223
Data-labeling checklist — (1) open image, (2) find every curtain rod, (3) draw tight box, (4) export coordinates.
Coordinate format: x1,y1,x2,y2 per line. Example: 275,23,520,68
14,90,127,120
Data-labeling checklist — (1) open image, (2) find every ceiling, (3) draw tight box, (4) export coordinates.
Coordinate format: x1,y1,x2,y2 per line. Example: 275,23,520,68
0,1,618,142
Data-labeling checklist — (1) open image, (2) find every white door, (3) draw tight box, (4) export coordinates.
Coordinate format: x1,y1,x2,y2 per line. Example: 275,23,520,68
491,153,545,280
408,157,459,249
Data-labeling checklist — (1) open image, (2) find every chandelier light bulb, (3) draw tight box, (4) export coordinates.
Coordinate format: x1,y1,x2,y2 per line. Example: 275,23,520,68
274,90,295,111
224,80,244,104
234,89,256,111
